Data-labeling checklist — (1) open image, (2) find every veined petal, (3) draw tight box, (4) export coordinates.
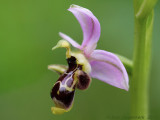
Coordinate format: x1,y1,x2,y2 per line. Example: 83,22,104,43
68,4,101,55
59,32,82,49
89,50,129,91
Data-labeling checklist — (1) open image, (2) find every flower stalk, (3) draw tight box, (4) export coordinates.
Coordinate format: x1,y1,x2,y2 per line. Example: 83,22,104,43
131,0,157,119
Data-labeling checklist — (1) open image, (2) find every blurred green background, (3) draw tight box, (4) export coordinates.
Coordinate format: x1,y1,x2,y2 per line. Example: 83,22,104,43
0,0,160,120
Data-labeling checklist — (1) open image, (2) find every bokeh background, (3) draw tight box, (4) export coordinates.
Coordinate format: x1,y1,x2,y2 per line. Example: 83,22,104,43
0,0,160,120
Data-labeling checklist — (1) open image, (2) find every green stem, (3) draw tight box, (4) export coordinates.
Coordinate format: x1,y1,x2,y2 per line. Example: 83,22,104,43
131,0,156,119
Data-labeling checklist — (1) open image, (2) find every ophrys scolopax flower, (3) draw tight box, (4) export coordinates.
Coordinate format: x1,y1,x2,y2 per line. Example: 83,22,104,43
48,4,129,115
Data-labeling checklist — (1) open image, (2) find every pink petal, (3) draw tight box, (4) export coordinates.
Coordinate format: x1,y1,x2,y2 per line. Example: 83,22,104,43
89,50,129,91
68,5,101,56
59,32,82,49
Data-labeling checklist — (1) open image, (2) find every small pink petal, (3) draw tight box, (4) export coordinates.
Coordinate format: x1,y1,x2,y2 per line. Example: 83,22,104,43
59,32,82,49
89,50,129,91
68,4,101,56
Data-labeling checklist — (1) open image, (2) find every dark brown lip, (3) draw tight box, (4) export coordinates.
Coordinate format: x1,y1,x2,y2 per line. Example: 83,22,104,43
50,55,91,109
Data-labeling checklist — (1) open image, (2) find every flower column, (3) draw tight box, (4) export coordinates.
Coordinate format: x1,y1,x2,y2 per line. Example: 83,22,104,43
131,0,157,119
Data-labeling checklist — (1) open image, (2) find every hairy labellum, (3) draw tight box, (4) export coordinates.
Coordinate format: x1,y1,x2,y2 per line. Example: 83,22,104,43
50,56,91,114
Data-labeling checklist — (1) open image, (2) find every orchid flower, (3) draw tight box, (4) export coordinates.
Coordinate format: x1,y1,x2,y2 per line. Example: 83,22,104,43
48,4,129,115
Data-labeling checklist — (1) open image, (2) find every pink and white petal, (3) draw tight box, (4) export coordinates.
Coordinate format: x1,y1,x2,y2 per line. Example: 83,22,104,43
59,32,82,49
89,50,129,91
68,5,101,55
